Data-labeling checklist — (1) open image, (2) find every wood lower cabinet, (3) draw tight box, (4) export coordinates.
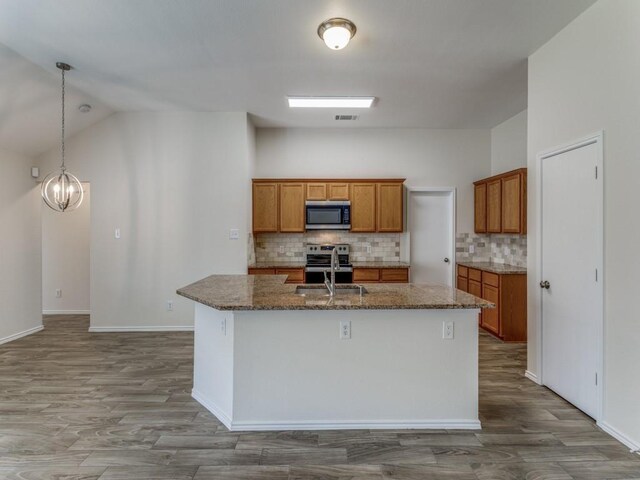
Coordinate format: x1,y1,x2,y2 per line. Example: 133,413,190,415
279,183,305,232
457,264,527,342
351,183,377,232
248,267,305,284
480,283,500,336
474,168,527,235
353,267,409,283
252,183,278,233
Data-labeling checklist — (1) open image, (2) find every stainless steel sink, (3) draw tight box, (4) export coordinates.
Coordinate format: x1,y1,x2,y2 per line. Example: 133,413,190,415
295,285,367,296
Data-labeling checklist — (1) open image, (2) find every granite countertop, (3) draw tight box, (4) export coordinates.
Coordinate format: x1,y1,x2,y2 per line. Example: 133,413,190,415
177,275,492,311
248,261,410,269
351,261,411,269
457,261,527,275
248,262,306,269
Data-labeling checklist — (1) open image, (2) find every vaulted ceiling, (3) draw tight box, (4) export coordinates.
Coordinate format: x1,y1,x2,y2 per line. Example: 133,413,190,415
0,0,595,156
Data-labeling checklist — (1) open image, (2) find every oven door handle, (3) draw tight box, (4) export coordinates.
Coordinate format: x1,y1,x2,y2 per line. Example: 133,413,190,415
305,266,353,273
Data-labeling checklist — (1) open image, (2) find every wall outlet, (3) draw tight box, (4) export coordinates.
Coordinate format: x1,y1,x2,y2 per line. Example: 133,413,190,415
443,321,454,339
279,245,285,254
366,245,372,254
220,317,227,336
340,320,351,340
229,229,239,240
166,300,173,311
115,228,121,239
469,245,475,254
55,289,62,298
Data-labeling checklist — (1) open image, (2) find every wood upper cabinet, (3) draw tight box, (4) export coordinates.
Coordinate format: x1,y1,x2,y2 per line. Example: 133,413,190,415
306,183,327,200
351,183,377,232
377,183,404,232
474,169,527,235
252,182,278,233
253,179,404,233
486,179,502,233
328,183,350,200
279,183,305,232
306,182,350,201
474,183,487,233
501,171,526,234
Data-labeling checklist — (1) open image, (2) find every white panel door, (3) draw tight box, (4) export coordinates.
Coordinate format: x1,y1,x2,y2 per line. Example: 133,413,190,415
541,141,602,419
409,191,454,286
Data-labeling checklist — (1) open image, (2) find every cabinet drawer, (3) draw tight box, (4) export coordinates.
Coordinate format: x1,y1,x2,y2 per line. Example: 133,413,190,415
468,268,482,282
457,265,468,278
380,268,409,283
248,268,275,275
353,268,380,283
275,268,305,284
483,271,500,288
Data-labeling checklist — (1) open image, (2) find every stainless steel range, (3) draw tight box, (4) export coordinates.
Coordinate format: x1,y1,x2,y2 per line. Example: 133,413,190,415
304,244,353,284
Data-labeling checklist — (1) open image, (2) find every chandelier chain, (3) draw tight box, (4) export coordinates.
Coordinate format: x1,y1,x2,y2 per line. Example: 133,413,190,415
61,67,65,170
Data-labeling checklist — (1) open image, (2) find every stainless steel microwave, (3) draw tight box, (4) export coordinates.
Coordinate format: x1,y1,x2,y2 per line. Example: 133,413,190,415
305,201,351,230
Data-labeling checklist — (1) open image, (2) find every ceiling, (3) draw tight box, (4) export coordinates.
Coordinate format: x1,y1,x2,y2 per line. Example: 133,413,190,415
0,0,595,151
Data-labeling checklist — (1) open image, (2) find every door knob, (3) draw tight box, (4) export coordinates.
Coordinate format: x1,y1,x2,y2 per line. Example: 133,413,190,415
540,280,550,289
444,258,450,263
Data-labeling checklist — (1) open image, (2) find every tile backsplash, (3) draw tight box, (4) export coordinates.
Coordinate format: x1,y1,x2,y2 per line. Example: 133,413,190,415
456,233,527,267
254,232,402,263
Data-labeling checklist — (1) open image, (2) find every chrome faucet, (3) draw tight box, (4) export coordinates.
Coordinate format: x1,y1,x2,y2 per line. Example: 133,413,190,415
324,247,341,296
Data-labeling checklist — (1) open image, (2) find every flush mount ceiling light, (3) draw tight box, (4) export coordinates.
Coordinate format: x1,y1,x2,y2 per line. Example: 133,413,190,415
317,17,356,50
41,62,84,213
287,96,375,108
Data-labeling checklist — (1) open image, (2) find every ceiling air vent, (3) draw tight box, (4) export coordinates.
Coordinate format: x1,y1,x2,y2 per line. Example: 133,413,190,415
335,114,359,121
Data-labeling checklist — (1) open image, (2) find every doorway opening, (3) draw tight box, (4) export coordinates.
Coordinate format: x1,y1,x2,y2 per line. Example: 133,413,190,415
42,182,91,316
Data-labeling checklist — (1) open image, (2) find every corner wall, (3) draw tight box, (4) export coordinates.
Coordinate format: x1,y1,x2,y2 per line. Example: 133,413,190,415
37,112,255,330
491,110,527,175
0,149,42,343
528,0,640,448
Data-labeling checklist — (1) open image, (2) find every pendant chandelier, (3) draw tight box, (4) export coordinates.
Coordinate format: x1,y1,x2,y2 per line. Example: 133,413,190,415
41,62,84,213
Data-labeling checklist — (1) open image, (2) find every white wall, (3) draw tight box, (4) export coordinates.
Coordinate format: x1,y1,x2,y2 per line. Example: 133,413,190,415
0,149,42,343
38,112,254,330
491,110,527,175
528,0,640,448
255,128,491,233
42,183,90,314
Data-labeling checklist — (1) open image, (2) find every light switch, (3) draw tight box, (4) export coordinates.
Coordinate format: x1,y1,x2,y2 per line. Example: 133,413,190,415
229,229,240,240
115,228,121,239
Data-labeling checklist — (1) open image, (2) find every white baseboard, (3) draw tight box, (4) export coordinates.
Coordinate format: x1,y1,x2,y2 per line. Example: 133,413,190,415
0,325,44,346
525,370,541,384
43,310,90,315
89,325,194,332
192,388,481,432
192,389,233,430
598,421,640,452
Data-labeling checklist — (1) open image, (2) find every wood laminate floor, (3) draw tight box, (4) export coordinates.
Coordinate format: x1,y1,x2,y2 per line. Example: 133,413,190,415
0,315,638,479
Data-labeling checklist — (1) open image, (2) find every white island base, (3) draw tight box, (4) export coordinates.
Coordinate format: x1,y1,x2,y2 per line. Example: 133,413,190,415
191,303,480,431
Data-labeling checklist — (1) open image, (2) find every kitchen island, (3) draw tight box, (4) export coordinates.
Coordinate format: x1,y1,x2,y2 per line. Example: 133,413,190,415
177,275,491,431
